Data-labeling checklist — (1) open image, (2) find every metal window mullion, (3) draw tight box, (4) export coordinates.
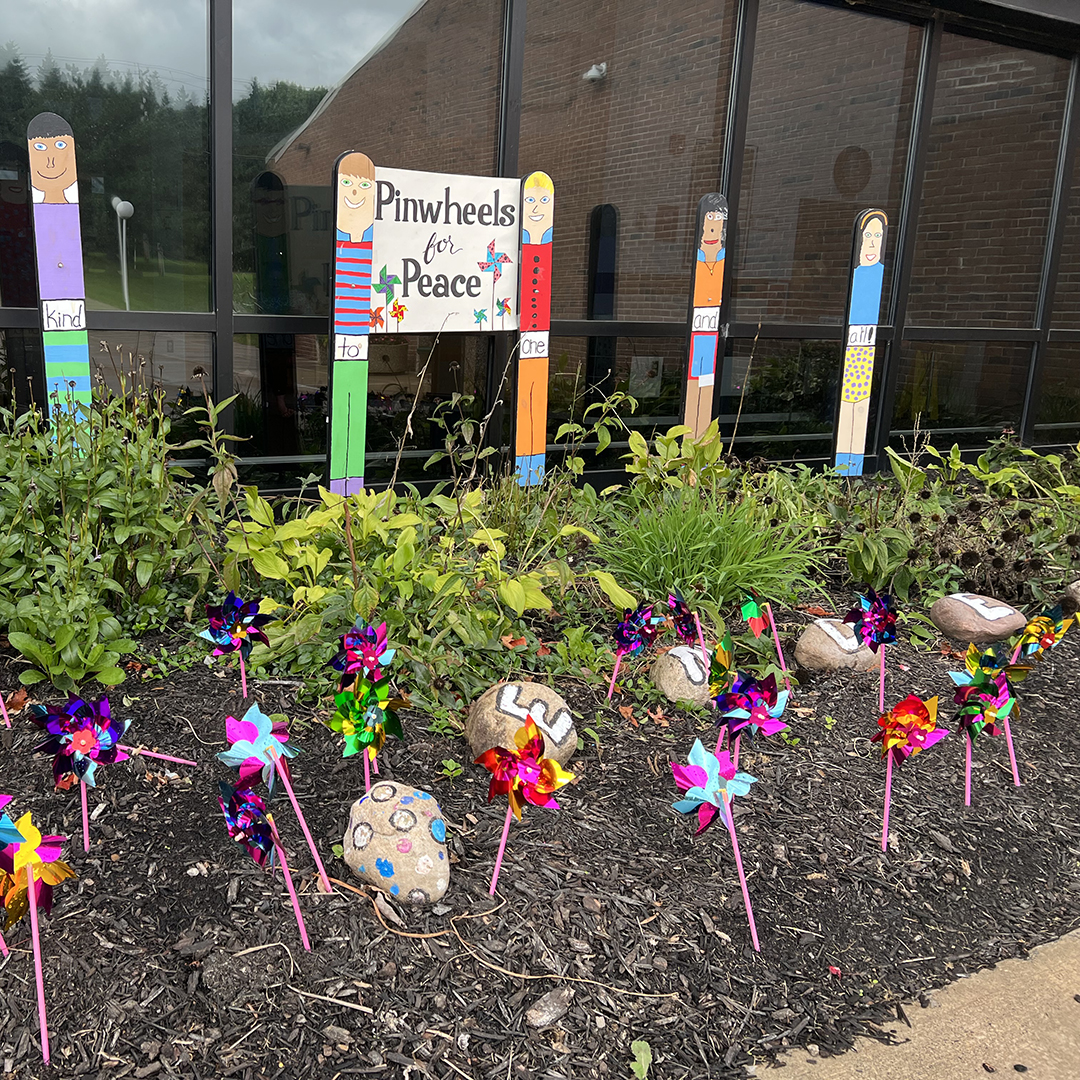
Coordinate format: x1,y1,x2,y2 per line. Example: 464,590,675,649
210,0,234,428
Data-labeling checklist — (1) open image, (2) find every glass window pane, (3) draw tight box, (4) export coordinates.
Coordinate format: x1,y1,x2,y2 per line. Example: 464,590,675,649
231,331,490,485
732,0,920,325
718,337,843,461
889,339,1030,449
906,34,1069,327
233,0,504,315
1051,153,1080,329
1034,342,1080,444
90,330,214,405
519,2,735,322
0,6,211,311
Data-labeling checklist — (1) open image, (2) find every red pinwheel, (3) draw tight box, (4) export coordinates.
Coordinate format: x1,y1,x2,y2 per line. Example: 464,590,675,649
872,695,947,851
741,591,793,693
475,717,574,895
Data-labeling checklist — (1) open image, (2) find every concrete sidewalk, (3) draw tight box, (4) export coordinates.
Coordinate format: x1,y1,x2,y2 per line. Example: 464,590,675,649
773,931,1080,1080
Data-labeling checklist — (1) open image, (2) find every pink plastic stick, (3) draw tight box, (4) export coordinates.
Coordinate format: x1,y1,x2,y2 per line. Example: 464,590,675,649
1002,715,1022,786
693,613,710,679
27,864,50,1064
118,745,197,767
964,733,972,807
81,781,90,853
878,644,886,714
488,803,514,896
268,818,311,952
723,793,760,952
239,653,248,699
0,692,10,729
882,752,893,852
1009,641,1022,665
271,751,332,893
606,654,623,699
733,732,741,769
0,928,8,958
363,750,371,794
715,728,725,757
372,754,380,776
765,604,792,695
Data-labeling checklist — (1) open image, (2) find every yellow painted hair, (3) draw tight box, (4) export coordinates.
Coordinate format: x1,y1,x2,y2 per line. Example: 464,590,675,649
859,208,887,231
524,170,554,193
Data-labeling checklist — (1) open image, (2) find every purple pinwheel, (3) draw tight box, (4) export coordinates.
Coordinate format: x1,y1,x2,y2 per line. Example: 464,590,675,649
667,590,697,645
201,592,272,659
608,601,665,698
331,621,395,683
842,586,897,652
30,696,129,788
715,672,789,742
218,782,274,866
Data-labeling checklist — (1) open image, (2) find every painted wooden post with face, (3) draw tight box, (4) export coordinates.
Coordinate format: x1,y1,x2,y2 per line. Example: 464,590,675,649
834,208,888,476
515,171,555,486
328,152,376,496
27,112,91,416
682,193,727,438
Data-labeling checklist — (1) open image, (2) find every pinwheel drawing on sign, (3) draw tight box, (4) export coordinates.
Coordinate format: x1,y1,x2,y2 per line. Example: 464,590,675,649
671,740,760,951
844,586,897,710
1008,603,1073,664
219,782,310,950
714,672,789,765
390,299,407,329
949,644,1029,786
474,308,488,329
370,306,385,330
668,589,711,672
478,240,512,321
476,716,574,895
872,694,947,851
201,591,273,698
608,601,665,698
953,674,1012,806
0,805,75,1065
373,265,401,311
742,591,792,693
30,695,195,852
496,297,512,329
217,703,331,893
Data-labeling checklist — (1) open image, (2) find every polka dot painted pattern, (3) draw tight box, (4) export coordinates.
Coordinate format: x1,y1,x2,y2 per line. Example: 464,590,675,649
841,345,875,403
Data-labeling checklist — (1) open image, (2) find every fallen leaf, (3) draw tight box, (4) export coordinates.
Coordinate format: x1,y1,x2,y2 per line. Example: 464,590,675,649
618,705,638,727
798,604,835,618
500,635,526,649
126,660,145,672
4,688,29,714
536,644,552,657
792,706,815,718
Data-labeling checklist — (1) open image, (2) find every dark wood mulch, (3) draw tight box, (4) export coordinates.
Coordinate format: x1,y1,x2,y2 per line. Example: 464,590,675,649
0,613,1078,1080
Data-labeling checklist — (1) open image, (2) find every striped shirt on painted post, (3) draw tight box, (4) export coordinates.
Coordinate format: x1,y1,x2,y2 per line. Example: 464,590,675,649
334,231,372,336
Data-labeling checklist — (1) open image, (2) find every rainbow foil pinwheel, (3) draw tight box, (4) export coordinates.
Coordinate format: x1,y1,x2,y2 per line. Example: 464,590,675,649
741,593,769,638
476,717,574,895
670,740,760,951
217,704,331,893
709,633,736,698
667,591,697,645
1010,604,1073,663
872,694,946,852
843,586,897,652
608,601,665,697
201,591,272,697
715,672,789,743
332,621,395,683
0,805,75,1064
30,696,129,788
330,677,405,762
218,782,311,950
953,672,1012,806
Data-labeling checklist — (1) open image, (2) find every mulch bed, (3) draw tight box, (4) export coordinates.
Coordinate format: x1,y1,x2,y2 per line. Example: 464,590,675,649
1,610,1078,1080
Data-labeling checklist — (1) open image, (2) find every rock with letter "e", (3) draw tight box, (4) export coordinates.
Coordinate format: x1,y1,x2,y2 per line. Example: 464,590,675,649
466,681,577,766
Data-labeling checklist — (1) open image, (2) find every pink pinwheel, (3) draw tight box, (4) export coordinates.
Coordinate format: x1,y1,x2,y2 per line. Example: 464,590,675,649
332,621,395,683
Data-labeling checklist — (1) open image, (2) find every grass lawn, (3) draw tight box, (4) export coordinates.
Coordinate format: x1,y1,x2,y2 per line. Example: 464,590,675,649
84,251,211,312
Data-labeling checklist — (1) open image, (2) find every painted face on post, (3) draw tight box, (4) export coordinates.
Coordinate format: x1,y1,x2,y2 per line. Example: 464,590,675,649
859,216,886,267
28,135,76,203
522,181,554,243
337,153,376,240
699,210,726,264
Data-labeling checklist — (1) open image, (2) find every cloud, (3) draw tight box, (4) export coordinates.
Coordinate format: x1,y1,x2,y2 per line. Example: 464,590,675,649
2,0,411,98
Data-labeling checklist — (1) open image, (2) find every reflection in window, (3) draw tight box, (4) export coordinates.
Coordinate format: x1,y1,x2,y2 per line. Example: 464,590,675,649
0,21,210,312
233,0,503,316
1034,342,1080,445
890,340,1029,448
907,34,1068,328
231,332,488,483
519,0,734,321
733,0,919,325
1051,152,1080,330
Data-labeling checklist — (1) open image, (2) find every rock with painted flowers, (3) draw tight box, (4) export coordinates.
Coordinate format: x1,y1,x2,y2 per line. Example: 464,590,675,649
929,592,1025,644
651,645,711,706
343,781,449,905
467,681,576,766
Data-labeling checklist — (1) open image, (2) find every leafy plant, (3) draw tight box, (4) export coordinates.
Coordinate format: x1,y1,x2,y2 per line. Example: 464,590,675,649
629,1040,652,1080
438,759,464,780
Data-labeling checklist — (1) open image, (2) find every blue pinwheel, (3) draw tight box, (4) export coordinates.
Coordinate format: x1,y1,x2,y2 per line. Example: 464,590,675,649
671,740,755,834
474,308,488,329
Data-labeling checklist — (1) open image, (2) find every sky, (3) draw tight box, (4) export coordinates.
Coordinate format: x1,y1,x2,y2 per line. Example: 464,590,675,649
2,0,416,99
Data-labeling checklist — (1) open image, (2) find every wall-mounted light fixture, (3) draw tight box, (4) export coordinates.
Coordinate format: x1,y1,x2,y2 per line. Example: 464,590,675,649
582,62,608,82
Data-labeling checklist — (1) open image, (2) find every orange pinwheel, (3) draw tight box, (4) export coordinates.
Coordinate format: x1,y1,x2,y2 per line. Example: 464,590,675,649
476,717,574,820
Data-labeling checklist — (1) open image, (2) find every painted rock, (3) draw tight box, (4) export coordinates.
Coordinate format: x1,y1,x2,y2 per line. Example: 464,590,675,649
794,618,877,672
343,782,449,905
929,592,1026,644
651,645,711,705
466,681,576,766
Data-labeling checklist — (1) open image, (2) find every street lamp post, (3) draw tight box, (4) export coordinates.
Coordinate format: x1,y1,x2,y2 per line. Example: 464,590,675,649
110,196,134,311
